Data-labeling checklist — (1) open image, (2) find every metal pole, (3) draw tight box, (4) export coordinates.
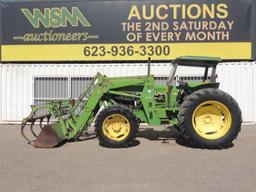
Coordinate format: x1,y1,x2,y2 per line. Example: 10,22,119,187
204,66,209,81
147,57,151,77
167,62,178,107
210,66,217,82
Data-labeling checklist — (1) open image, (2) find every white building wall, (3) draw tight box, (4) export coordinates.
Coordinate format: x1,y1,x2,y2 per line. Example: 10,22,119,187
0,62,255,123
253,63,256,122
217,62,255,123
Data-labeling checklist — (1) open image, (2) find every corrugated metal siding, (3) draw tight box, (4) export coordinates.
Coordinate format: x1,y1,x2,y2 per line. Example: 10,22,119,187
253,62,256,122
217,62,255,122
0,63,2,123
0,62,255,123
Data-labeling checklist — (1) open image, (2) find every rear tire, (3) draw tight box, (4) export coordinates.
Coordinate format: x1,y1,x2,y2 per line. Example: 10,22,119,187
178,88,242,149
95,106,138,148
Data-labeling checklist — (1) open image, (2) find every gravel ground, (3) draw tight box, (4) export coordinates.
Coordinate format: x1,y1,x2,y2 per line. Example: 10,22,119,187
0,124,255,192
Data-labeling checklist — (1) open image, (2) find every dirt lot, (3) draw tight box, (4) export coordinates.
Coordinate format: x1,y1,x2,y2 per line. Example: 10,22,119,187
0,124,256,192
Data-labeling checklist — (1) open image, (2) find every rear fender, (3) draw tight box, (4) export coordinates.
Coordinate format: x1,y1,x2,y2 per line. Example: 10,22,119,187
176,82,220,105
186,82,220,93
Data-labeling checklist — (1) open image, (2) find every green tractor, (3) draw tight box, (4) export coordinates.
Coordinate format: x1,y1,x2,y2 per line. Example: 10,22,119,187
21,56,242,149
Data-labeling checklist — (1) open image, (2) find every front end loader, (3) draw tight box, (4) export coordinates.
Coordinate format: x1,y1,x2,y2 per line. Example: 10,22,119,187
21,56,242,149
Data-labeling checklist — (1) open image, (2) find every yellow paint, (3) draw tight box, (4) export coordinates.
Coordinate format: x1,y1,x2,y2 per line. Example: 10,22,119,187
192,100,232,140
1,42,251,62
127,4,229,20
102,114,130,142
128,5,141,20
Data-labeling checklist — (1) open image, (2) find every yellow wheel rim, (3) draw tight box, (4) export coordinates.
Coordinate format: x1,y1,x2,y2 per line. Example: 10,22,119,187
102,114,131,142
192,101,232,140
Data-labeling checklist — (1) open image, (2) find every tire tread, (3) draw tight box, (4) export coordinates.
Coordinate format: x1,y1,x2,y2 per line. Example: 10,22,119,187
178,88,242,149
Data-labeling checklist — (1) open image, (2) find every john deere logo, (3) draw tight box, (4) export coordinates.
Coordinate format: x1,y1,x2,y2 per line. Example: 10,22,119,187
21,7,91,28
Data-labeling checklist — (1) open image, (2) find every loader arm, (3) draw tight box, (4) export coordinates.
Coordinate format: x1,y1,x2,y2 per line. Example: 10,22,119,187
67,74,150,139
22,72,150,148
21,73,106,147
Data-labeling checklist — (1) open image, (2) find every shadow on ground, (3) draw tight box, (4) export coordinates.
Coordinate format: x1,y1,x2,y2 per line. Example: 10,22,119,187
138,127,234,149
62,126,234,149
70,126,195,149
137,126,195,148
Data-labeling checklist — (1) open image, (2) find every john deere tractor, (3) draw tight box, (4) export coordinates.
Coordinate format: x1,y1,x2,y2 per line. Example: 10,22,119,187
21,56,242,149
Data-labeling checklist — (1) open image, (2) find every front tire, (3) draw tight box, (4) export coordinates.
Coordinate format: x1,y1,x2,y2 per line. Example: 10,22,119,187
178,88,242,149
95,106,138,148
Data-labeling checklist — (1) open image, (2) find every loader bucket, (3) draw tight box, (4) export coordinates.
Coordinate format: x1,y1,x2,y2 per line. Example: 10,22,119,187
33,124,65,148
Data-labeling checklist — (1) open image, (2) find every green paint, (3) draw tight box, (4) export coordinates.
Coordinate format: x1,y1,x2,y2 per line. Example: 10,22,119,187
22,56,222,145
21,7,91,28
177,56,222,62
